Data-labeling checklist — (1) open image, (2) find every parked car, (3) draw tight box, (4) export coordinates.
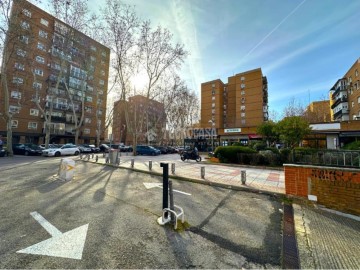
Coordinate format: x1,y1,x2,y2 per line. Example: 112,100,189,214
12,143,43,156
39,144,61,150
119,145,133,152
0,148,7,157
89,144,100,153
136,145,161,156
99,144,111,153
166,146,177,154
42,144,80,157
152,146,168,154
78,144,92,153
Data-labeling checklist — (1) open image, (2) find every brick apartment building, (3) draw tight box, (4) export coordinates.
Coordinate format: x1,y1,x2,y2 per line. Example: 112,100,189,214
0,1,110,145
113,95,166,145
200,68,268,146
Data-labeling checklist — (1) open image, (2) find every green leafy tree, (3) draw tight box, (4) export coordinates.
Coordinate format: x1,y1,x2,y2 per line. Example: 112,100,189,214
276,116,311,149
256,121,279,147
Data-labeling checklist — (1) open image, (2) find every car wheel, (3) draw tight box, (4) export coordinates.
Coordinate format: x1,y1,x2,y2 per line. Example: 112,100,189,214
181,156,185,162
196,156,202,162
152,152,156,156
24,151,29,156
55,152,61,157
74,151,79,156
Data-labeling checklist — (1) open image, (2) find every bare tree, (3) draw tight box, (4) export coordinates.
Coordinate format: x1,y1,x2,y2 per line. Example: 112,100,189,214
282,97,305,118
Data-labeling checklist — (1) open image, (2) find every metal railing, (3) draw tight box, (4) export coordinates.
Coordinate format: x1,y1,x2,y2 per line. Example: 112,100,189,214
294,149,360,168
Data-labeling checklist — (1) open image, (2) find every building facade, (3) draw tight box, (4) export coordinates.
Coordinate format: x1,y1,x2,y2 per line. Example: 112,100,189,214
113,95,166,145
200,68,268,146
330,58,360,121
0,1,110,145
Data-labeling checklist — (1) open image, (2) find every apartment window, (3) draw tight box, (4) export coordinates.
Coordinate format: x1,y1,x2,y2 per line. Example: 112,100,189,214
97,99,103,105
352,101,354,107
212,103,215,108
85,118,91,124
212,109,215,114
241,119,246,125
98,90,104,95
349,76,352,84
212,89,215,95
30,109,39,116
97,109,103,115
34,68,44,76
100,70,105,76
241,97,245,104
19,35,29,44
223,105,227,109
84,128,90,134
28,122,37,130
241,112,245,117
241,105,246,110
86,96,93,102
241,76,245,81
90,56,96,62
212,83,215,87
101,51,107,57
11,90,21,99
358,97,360,104
99,79,104,86
240,83,245,89
33,82,42,90
13,77,23,84
16,49,26,57
37,42,46,51
39,30,48,39
85,106,92,113
15,62,25,71
21,21,30,29
23,9,31,17
9,105,20,114
356,69,358,77
11,120,18,128
87,85,94,92
90,45,97,52
241,90,245,95
35,56,45,64
212,96,215,101
40,18,49,27
101,59,105,65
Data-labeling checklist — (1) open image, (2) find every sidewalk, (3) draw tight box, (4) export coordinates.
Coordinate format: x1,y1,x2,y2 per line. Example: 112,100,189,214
82,153,285,195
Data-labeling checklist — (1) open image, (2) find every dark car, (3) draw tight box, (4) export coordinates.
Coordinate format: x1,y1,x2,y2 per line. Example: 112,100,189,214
0,148,7,157
99,144,111,153
152,146,168,154
12,143,43,156
89,144,100,153
136,145,161,156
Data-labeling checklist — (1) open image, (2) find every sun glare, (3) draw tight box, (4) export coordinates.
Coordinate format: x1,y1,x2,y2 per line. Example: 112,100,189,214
131,71,148,91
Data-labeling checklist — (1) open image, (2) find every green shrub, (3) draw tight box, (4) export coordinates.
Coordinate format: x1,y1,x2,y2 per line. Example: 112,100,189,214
214,146,256,163
249,141,267,151
343,141,360,150
280,148,292,163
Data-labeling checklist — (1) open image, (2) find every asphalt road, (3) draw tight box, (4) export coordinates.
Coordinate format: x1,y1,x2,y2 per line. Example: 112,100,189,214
0,157,283,268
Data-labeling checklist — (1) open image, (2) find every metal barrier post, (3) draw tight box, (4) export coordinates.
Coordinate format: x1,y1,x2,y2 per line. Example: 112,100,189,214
241,170,246,185
95,155,98,162
169,180,175,222
171,163,175,174
149,160,152,171
131,159,134,168
201,166,205,179
160,163,169,211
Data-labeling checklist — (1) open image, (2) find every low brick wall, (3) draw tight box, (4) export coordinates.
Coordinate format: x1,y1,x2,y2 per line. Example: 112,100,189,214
284,164,360,216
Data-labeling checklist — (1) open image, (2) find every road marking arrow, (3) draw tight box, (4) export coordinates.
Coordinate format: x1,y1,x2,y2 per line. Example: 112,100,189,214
143,183,191,196
17,212,88,260
66,165,74,171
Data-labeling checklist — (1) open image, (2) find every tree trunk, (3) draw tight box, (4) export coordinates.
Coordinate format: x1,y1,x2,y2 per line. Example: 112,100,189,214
75,129,80,145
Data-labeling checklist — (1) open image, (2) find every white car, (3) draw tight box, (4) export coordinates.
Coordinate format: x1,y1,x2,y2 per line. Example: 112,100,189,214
42,144,80,157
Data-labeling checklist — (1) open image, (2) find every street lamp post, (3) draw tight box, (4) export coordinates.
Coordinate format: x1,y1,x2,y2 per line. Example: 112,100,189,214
208,120,215,152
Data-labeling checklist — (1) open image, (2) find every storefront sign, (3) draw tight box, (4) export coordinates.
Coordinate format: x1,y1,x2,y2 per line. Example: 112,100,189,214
224,128,241,133
191,128,217,138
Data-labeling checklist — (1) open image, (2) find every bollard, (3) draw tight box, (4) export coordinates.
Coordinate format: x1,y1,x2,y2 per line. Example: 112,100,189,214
241,170,246,185
201,166,205,179
95,155,98,162
92,153,94,159
87,154,90,161
131,159,134,168
103,152,105,158
80,153,83,159
105,157,109,163
169,180,175,223
171,163,175,174
149,160,152,171
116,157,120,165
160,163,169,211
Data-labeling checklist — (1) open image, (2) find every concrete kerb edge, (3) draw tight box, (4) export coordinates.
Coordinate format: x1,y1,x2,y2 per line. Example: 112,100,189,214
78,159,283,198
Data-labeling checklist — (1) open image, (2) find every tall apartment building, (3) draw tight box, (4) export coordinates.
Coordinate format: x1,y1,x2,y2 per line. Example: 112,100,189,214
113,95,166,145
330,58,360,121
0,1,110,145
201,68,268,145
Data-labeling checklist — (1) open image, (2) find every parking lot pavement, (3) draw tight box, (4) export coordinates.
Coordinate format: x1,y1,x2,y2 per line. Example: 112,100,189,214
81,153,285,194
0,160,282,268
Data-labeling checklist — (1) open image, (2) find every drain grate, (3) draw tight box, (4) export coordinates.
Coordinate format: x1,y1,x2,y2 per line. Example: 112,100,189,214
282,204,300,269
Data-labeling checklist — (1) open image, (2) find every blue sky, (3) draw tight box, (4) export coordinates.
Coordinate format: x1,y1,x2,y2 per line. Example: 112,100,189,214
44,0,360,118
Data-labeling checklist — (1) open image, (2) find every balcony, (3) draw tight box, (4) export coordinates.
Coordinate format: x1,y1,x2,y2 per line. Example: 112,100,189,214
333,108,349,119
331,96,348,109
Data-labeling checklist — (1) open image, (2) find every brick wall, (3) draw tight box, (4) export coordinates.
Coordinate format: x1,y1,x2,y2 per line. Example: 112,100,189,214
284,164,360,215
